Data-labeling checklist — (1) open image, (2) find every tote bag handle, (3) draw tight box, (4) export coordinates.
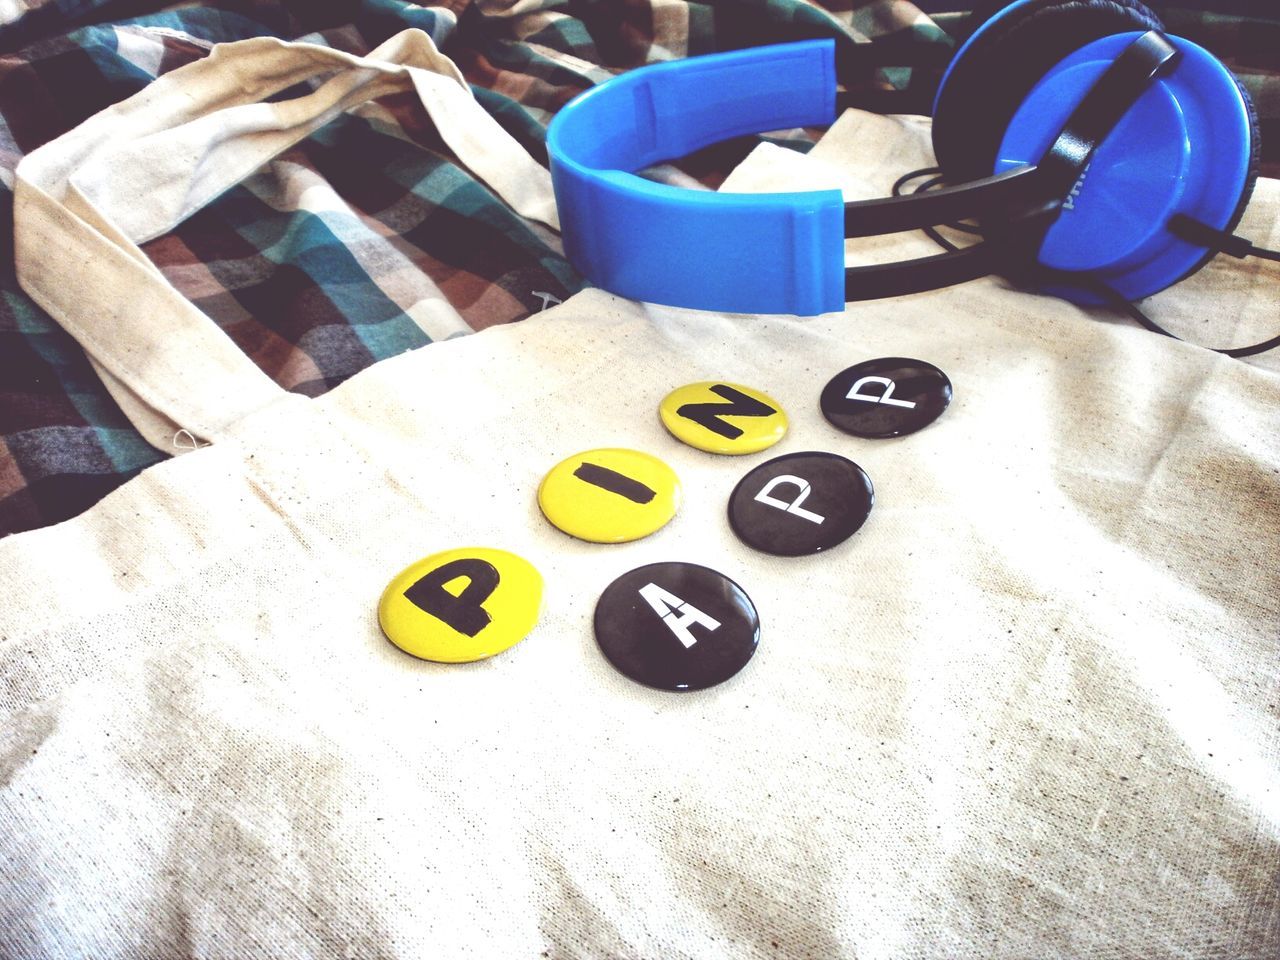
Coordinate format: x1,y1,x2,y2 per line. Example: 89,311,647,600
14,29,559,450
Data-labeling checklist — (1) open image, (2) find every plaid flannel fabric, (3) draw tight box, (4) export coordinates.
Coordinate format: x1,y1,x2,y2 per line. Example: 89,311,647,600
0,1,1275,536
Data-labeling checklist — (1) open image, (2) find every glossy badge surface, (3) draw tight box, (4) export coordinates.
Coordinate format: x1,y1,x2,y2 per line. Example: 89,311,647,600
728,452,873,556
378,547,542,663
659,381,788,454
820,358,952,438
539,448,681,543
594,562,760,691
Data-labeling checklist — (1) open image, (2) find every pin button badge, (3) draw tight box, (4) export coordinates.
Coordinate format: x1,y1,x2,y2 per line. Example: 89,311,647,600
728,452,873,556
594,562,760,691
659,381,788,454
378,547,542,663
820,358,952,438
539,448,681,543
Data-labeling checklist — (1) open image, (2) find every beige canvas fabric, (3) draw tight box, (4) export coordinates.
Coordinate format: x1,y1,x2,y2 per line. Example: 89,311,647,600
3,29,1279,959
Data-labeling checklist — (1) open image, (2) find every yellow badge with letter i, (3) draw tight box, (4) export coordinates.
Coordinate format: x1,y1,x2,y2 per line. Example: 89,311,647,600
378,547,543,663
660,381,788,454
538,447,681,543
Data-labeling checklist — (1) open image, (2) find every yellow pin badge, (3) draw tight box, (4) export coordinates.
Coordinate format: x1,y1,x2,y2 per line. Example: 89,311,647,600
659,381,787,454
378,547,542,663
538,447,681,543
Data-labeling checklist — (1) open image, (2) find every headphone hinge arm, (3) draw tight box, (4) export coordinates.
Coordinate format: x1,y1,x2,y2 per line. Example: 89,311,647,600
843,242,1004,301
1037,31,1181,202
834,87,935,117
843,163,1047,238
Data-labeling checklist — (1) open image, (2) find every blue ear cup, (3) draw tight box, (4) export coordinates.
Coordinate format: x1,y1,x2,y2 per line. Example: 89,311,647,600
932,0,1259,303
995,31,1258,301
932,0,1163,183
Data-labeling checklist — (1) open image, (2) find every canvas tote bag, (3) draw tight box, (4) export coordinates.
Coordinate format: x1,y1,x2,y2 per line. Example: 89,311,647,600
3,28,1279,959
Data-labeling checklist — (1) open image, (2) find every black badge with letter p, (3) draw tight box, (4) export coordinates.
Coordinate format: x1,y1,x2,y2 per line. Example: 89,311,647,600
728,452,873,556
821,357,952,438
594,562,760,691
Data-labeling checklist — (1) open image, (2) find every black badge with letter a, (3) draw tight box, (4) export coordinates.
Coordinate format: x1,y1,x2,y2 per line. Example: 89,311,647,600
728,452,873,556
821,357,952,438
593,562,760,691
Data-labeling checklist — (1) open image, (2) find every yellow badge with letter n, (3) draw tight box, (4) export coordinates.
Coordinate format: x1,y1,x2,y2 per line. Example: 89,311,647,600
659,381,788,454
378,547,543,663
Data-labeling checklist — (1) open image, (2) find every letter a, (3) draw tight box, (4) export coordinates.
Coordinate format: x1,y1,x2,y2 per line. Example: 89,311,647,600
638,583,721,649
754,475,825,525
846,375,916,409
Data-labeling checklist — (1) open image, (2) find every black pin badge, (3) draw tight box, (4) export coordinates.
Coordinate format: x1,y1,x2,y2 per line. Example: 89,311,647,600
821,358,952,438
594,562,760,691
728,452,873,556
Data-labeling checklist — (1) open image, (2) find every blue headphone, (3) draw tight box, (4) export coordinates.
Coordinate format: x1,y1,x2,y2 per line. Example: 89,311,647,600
547,0,1274,351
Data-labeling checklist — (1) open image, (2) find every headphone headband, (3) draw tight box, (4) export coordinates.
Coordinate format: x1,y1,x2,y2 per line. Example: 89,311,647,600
548,33,1185,315
548,41,844,315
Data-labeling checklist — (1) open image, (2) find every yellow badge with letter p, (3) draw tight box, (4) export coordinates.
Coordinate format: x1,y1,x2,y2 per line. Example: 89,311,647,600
659,381,787,454
538,447,681,543
378,547,542,663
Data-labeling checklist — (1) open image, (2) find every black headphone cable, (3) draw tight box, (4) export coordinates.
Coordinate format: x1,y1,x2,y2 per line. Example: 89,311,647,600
889,166,1280,358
